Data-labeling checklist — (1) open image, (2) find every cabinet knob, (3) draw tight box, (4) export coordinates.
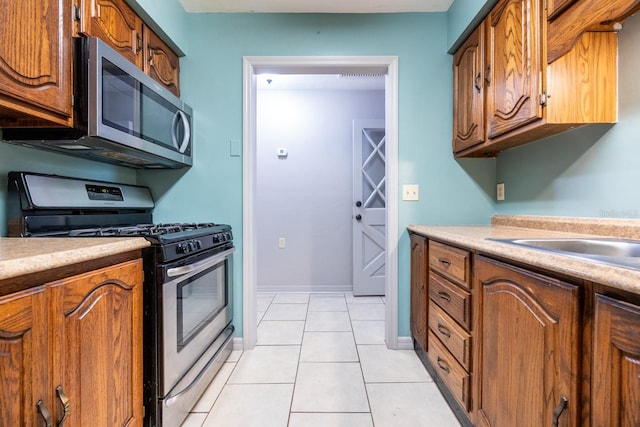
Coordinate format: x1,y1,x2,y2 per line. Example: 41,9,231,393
474,72,482,93
136,34,143,55
484,65,491,86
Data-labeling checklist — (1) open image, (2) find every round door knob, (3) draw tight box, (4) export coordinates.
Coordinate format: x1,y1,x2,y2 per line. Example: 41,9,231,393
355,201,362,207
355,214,362,221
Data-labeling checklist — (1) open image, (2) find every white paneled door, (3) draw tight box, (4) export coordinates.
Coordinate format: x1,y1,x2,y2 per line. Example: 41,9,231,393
352,119,386,296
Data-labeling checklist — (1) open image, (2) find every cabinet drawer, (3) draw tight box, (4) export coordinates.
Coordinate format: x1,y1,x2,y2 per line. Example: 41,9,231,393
429,300,471,371
429,241,471,289
427,330,471,412
429,272,472,331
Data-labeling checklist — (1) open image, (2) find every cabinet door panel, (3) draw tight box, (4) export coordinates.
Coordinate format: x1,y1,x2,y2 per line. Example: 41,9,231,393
475,257,580,427
0,288,48,427
51,260,143,427
410,233,428,351
486,0,543,139
80,0,143,67
0,0,72,121
453,21,485,152
144,27,180,97
547,0,576,20
592,294,640,427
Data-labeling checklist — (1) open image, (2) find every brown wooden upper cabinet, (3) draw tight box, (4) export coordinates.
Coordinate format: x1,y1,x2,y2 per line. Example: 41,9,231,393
77,0,181,96
78,0,144,68
546,0,577,20
0,0,73,127
0,0,182,129
485,0,544,141
452,0,639,158
144,26,181,97
452,22,485,153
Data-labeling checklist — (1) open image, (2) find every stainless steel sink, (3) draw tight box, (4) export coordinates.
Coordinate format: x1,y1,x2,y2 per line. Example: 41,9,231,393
487,237,640,271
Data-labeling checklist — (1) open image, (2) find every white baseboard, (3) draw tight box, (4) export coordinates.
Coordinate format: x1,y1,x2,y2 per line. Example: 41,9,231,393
257,285,353,293
396,336,414,350
232,337,244,352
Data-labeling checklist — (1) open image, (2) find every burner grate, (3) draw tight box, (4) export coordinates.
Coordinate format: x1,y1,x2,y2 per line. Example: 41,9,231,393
67,223,219,237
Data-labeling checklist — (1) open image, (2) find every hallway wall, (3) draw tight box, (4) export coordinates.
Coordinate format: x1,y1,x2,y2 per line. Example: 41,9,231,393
256,88,384,293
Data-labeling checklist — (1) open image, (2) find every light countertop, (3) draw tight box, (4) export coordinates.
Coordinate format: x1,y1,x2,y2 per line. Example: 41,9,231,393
409,215,640,295
0,237,150,281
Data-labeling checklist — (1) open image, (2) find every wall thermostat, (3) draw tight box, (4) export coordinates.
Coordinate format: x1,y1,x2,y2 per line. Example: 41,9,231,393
277,148,288,158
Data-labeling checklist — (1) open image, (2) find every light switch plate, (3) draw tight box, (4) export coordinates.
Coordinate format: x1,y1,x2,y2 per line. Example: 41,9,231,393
402,184,419,201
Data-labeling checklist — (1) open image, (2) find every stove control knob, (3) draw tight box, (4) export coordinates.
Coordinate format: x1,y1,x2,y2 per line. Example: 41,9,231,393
194,240,202,250
177,242,189,254
212,234,221,243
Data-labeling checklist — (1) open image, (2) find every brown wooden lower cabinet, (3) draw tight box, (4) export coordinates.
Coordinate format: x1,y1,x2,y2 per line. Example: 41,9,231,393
591,294,640,426
474,256,581,427
410,232,428,351
410,235,640,426
0,259,143,427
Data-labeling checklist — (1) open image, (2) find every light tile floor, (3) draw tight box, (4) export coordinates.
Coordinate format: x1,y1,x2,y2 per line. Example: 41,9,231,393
181,293,460,427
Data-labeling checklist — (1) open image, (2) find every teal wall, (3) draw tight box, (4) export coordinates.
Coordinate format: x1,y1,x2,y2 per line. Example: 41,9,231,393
495,13,640,219
0,137,136,236
131,0,190,53
136,12,497,338
446,0,495,52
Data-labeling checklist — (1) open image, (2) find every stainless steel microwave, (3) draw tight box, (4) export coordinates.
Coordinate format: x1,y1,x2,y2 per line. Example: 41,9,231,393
2,37,192,169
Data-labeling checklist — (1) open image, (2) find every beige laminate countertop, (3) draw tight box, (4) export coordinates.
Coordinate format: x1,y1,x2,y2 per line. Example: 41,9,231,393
0,237,150,281
408,216,640,295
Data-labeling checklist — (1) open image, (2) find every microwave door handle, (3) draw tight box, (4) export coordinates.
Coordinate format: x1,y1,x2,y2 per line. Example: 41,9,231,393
166,248,235,278
171,110,191,154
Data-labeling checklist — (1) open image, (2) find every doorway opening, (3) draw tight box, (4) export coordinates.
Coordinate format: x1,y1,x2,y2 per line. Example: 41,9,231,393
242,56,400,350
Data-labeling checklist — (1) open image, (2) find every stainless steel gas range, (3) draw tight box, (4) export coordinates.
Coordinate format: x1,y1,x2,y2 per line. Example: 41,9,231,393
7,172,234,427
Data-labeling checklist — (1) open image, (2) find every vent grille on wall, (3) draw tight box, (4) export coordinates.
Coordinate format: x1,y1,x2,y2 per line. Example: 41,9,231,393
339,73,386,78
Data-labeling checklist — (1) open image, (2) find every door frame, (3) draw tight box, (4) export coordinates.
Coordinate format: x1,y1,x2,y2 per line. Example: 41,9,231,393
242,55,400,350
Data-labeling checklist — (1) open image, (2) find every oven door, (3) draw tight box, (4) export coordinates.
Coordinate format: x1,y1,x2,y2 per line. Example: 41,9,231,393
161,247,234,395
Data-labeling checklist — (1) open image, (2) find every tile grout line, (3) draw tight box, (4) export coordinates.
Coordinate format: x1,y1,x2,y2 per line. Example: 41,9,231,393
285,294,309,426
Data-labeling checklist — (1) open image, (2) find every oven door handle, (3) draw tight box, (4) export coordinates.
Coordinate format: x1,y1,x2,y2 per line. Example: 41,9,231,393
166,248,235,278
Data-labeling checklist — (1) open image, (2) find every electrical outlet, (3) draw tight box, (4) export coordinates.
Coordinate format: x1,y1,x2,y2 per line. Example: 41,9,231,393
402,184,419,201
497,183,505,201
278,237,286,249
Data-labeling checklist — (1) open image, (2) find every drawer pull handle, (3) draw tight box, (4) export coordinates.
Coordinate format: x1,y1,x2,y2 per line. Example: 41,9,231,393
437,324,451,338
36,400,53,427
437,258,451,267
437,291,451,302
552,396,568,427
56,385,70,426
436,357,450,373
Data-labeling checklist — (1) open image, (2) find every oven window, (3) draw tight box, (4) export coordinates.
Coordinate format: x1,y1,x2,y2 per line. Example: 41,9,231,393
176,259,227,350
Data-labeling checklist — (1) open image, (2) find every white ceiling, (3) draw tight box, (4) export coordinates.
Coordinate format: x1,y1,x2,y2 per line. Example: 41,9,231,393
178,0,453,13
